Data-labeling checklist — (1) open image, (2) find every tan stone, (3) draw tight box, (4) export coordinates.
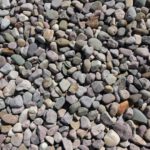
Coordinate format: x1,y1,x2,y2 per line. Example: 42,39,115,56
1,125,12,133
1,114,18,125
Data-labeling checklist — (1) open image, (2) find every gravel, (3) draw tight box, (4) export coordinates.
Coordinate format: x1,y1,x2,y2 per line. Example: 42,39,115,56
0,0,150,149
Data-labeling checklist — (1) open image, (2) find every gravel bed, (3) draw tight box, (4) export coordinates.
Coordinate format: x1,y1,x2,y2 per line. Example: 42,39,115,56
1,0,150,150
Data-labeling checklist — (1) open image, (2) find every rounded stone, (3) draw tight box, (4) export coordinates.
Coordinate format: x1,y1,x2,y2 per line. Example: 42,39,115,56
104,130,120,147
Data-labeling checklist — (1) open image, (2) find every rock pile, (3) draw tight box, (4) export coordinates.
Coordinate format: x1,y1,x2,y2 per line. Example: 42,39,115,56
0,0,150,149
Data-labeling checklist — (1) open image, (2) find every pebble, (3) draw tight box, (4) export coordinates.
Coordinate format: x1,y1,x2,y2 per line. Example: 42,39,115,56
0,0,10,9
104,130,120,147
91,124,105,136
119,89,130,100
1,18,10,30
21,3,33,11
135,47,149,57
11,54,25,65
91,81,104,93
46,9,59,20
105,74,117,85
80,96,94,108
16,80,31,91
144,129,150,142
3,80,16,97
45,109,57,124
102,93,115,104
47,51,58,62
62,138,73,150
88,38,102,51
132,108,147,124
126,7,137,21
11,133,23,147
59,79,71,92
113,121,132,141
80,116,91,129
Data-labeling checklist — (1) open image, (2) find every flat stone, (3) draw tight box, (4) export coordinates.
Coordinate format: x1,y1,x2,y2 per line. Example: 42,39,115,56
1,114,18,125
104,130,120,147
45,109,57,124
132,108,147,124
102,94,115,104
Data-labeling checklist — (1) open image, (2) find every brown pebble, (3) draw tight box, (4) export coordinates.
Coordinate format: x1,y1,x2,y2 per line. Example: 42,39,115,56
142,72,150,79
1,114,18,125
1,125,12,133
1,48,14,56
86,16,99,29
117,101,129,115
